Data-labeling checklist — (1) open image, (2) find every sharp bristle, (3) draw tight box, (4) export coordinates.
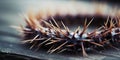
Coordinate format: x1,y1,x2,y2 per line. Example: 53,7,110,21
80,18,88,36
81,42,88,57
42,20,53,28
30,34,39,43
37,38,51,47
61,21,67,30
22,38,45,43
109,18,114,28
89,42,103,47
104,16,109,29
30,42,37,49
66,44,75,47
45,41,57,45
86,17,94,28
109,44,120,51
57,49,66,53
50,41,68,53
47,45,55,53
51,16,60,28
75,26,80,33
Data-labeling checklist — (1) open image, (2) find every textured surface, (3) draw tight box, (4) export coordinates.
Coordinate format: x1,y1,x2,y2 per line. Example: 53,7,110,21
0,0,120,60
0,52,43,60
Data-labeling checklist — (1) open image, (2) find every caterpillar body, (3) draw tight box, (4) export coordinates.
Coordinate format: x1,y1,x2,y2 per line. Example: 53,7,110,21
20,13,120,57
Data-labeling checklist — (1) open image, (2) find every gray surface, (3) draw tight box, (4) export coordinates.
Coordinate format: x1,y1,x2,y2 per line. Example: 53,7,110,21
0,0,120,60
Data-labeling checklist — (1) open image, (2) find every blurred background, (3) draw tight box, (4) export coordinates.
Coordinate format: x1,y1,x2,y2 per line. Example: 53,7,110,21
0,0,120,60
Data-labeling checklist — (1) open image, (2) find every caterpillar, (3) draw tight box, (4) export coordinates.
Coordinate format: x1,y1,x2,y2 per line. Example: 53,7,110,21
13,1,120,57
18,12,120,57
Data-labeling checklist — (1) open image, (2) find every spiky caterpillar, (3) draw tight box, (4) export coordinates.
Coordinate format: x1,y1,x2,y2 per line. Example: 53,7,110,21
11,1,120,57
20,13,120,57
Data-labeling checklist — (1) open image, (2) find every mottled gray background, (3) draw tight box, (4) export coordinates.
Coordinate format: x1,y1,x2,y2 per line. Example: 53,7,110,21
0,0,120,60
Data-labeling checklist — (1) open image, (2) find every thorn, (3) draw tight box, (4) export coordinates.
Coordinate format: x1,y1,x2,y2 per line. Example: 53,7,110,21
88,28,97,37
60,21,71,37
50,41,68,53
89,42,103,47
102,29,112,36
66,27,70,32
72,26,80,38
30,34,39,43
66,44,75,47
61,21,67,30
38,38,51,47
23,31,33,34
109,18,114,28
97,26,104,31
34,19,43,30
51,16,60,28
30,42,37,49
86,17,94,28
104,16,109,29
80,18,93,37
100,39,108,44
19,24,24,30
47,45,54,53
81,42,88,57
42,20,53,28
35,38,51,51
10,25,24,32
22,38,45,43
116,16,120,27
81,39,91,42
51,20,68,37
24,15,32,27
84,18,87,27
57,49,66,53
109,44,120,51
45,40,58,45
75,26,80,33
49,20,58,32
